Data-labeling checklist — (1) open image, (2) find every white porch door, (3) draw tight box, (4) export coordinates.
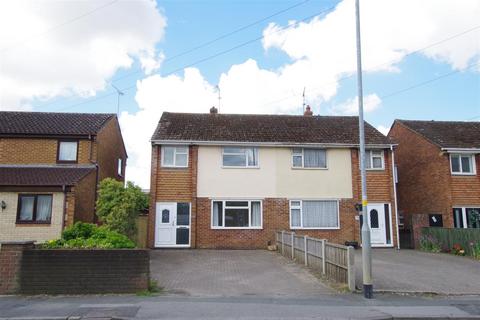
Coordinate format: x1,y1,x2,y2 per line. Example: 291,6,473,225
367,204,387,245
155,202,177,247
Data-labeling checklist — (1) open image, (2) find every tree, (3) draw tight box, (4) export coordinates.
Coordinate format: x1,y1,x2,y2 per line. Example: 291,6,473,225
96,178,149,239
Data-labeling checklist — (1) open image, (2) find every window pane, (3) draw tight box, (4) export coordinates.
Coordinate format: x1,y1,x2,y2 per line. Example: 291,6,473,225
225,208,249,227
291,201,301,207
370,209,379,228
372,157,383,168
161,209,170,223
304,149,326,168
175,153,188,167
224,147,244,154
461,156,472,173
163,147,174,166
176,228,189,245
19,196,34,221
59,141,77,161
451,155,460,172
117,158,122,175
302,201,338,228
225,201,248,207
212,201,223,227
466,208,480,228
177,203,190,225
292,155,302,167
246,148,258,166
365,151,372,169
453,208,464,228
291,208,301,227
292,148,302,155
175,146,188,154
223,154,246,166
251,201,261,227
36,195,52,222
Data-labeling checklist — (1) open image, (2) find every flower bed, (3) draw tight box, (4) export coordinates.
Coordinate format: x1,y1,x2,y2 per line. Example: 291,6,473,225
420,227,480,259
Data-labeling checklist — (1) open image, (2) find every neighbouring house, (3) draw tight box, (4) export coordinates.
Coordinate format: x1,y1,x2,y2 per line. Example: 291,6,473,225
148,107,399,249
0,112,127,243
388,120,480,246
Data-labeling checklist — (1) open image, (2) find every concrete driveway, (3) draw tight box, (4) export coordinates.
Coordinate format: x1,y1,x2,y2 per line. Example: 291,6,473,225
355,249,480,294
151,250,333,297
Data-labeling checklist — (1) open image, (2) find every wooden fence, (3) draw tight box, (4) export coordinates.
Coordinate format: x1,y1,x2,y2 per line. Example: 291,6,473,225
276,231,355,291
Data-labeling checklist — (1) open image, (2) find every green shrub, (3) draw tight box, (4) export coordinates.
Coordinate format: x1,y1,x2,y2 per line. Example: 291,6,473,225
42,222,135,249
421,227,480,257
419,234,441,253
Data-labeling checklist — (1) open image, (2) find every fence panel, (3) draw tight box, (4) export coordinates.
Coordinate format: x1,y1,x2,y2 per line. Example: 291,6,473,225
276,231,355,291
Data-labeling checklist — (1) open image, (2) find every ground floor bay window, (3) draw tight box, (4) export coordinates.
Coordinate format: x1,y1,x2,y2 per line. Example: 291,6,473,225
453,207,480,229
289,200,339,229
212,200,262,229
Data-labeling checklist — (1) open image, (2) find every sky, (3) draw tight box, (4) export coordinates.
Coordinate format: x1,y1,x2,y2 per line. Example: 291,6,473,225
0,0,479,188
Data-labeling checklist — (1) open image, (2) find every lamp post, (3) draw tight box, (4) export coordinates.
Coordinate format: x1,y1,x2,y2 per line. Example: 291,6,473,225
355,0,373,299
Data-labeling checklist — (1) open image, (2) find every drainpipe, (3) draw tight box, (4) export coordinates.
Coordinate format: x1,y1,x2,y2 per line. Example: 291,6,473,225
390,145,401,250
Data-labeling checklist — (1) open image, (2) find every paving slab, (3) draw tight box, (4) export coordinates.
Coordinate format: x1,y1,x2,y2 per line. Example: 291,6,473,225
150,249,333,297
355,249,480,294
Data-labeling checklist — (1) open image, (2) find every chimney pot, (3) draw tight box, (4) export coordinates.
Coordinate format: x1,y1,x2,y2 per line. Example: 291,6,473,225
304,105,313,116
210,106,218,114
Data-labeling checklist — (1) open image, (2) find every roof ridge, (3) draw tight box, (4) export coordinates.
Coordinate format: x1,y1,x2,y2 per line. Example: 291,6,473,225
0,111,116,116
162,111,358,118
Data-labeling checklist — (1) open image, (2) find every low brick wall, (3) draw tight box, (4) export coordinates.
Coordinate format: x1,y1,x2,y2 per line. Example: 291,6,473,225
0,242,150,295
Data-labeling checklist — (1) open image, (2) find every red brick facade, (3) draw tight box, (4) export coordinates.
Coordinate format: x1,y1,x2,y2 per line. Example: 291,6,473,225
388,121,480,233
149,145,398,249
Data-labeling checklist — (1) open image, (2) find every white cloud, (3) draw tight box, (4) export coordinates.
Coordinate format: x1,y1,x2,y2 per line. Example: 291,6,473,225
0,0,166,109
376,125,390,136
139,49,165,75
330,94,382,116
122,0,479,187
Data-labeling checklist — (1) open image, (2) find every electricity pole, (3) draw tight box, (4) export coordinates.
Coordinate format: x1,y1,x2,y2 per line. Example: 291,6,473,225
355,0,373,299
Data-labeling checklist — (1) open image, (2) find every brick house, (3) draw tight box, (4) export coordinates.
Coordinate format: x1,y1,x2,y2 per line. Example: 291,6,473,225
388,120,480,244
148,108,399,249
0,112,127,243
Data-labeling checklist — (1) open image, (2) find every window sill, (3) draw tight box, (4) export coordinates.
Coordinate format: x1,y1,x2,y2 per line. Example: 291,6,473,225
211,227,263,230
161,165,189,169
16,221,51,226
290,227,340,230
221,166,260,169
291,167,328,170
366,168,385,171
451,172,476,176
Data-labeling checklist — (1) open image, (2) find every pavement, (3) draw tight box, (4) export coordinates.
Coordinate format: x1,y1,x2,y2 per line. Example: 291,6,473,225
355,248,480,294
150,249,333,297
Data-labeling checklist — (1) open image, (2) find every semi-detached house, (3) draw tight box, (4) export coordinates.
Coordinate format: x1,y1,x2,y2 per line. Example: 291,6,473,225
0,112,127,243
148,107,399,249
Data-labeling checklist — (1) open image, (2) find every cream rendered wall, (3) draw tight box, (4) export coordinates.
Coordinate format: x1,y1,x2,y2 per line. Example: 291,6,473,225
197,146,353,198
0,192,64,243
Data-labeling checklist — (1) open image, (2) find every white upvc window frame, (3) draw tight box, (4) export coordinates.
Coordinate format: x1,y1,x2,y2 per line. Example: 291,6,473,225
289,199,340,230
450,154,476,175
291,148,328,169
366,149,385,170
211,199,263,229
161,145,189,168
222,147,259,168
453,207,480,229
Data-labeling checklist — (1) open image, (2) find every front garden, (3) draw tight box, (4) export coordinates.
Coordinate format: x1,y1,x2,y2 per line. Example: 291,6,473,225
420,227,480,259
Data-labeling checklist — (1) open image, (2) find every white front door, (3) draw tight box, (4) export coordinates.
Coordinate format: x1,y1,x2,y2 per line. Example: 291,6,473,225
367,204,387,245
155,202,191,248
155,202,177,247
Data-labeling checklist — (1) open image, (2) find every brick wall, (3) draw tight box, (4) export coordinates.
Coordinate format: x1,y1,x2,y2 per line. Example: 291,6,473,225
148,145,198,247
389,122,456,229
0,241,35,294
0,138,92,165
19,249,149,294
96,117,127,182
73,170,97,223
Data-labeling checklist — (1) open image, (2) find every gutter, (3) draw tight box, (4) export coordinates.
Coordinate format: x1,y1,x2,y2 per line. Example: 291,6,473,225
390,145,400,250
441,148,480,153
151,139,397,149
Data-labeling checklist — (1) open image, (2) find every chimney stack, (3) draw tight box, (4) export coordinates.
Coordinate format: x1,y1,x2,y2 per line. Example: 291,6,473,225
210,106,218,114
304,105,313,116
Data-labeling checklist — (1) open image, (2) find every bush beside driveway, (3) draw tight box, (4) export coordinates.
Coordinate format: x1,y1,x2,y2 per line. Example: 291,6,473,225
355,249,480,295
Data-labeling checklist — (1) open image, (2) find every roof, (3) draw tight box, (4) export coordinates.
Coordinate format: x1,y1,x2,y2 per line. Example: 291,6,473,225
395,120,480,149
0,166,95,186
0,111,115,137
152,112,392,146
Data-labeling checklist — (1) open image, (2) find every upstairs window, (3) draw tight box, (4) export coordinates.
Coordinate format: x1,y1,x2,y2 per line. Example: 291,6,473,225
117,158,123,176
450,154,475,175
161,146,188,168
366,150,384,170
222,147,258,167
58,140,78,162
292,148,327,168
17,194,53,224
